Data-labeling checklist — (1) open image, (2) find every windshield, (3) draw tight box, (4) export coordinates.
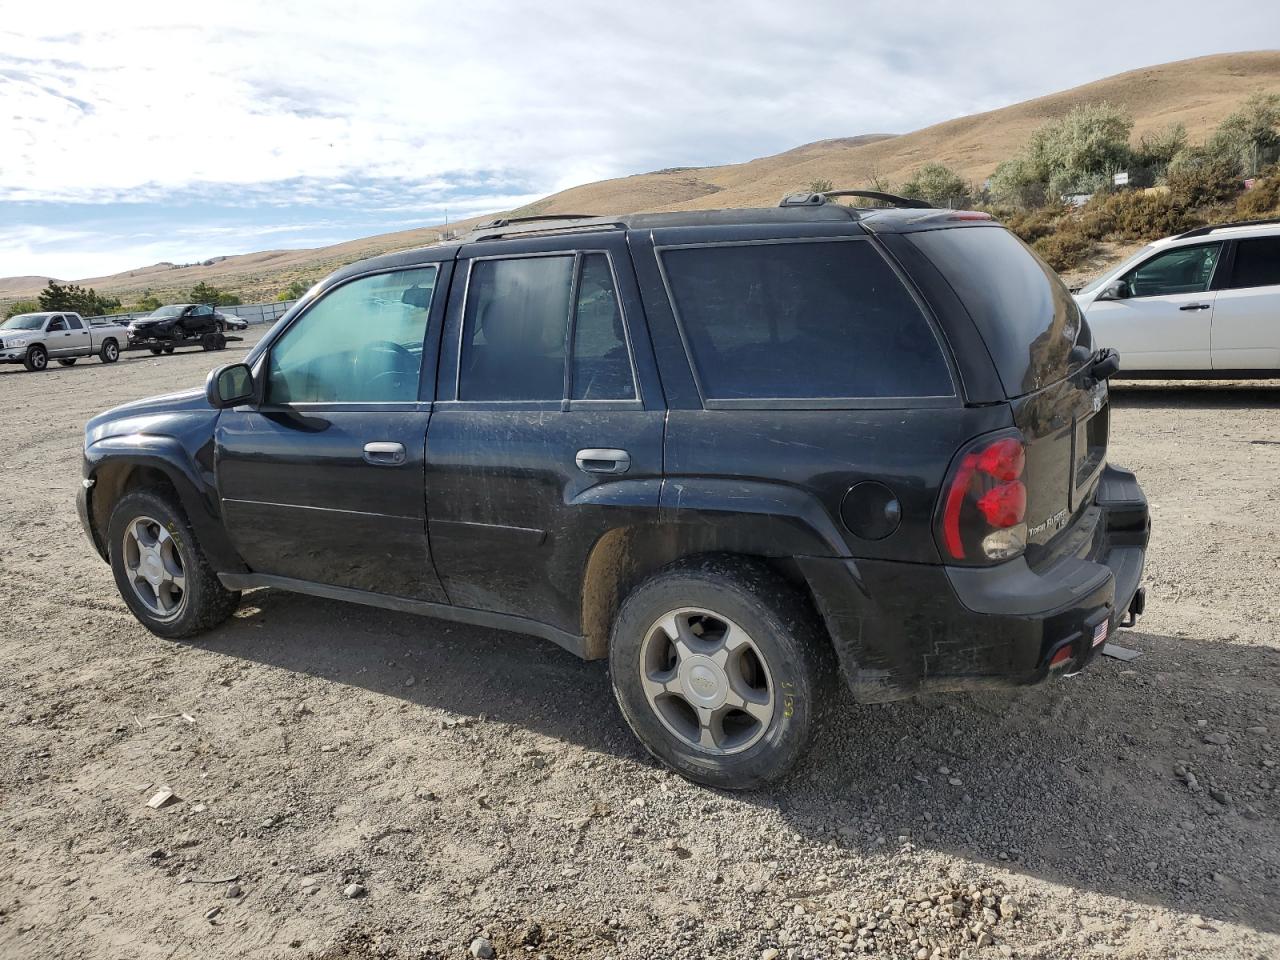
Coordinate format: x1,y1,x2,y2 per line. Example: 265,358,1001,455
1,314,47,331
1078,244,1154,295
146,305,186,319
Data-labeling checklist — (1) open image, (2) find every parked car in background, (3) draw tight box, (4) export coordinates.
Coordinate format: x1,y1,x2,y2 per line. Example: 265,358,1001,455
79,195,1147,788
219,313,249,331
1074,219,1280,377
127,303,231,354
0,312,128,371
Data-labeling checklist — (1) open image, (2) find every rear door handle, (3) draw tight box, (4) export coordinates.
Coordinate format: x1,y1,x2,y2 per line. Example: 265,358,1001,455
576,448,631,474
1179,303,1211,311
363,441,406,466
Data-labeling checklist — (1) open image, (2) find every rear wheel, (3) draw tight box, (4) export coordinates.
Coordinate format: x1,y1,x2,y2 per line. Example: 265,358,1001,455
609,558,832,789
149,346,163,356
162,345,175,355
57,358,78,366
23,345,48,371
100,339,120,363
107,489,241,639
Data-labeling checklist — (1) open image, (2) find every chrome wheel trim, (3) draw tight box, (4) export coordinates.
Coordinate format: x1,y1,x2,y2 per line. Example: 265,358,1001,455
122,515,187,621
639,607,775,756
30,349,47,369
104,342,119,361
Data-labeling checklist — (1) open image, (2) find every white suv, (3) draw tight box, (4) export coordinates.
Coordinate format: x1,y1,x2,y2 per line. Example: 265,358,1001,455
1073,218,1280,377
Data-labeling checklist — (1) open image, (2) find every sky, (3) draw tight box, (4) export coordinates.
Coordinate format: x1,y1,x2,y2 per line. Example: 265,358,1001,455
2,1,1278,282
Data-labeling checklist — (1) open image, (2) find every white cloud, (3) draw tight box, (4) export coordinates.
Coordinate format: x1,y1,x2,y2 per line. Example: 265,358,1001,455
1,0,1277,278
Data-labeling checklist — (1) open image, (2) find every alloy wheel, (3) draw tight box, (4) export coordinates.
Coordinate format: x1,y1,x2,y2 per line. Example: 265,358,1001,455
122,515,187,620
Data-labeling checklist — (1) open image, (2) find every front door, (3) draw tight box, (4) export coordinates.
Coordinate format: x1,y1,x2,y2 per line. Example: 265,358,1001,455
215,260,452,601
44,315,73,356
64,315,92,355
1086,241,1222,370
425,236,664,635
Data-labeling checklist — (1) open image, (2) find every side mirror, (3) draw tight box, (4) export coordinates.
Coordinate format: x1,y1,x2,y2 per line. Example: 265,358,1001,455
205,362,255,409
1097,280,1129,301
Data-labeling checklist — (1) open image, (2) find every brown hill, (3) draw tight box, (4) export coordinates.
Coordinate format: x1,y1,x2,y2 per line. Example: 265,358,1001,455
3,50,1278,307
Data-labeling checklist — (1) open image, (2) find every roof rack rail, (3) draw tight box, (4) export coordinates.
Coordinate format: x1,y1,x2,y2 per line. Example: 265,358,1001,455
779,189,932,210
1174,216,1280,240
467,214,626,242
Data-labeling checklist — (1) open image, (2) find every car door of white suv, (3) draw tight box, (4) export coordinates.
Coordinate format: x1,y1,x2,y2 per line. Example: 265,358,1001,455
1212,235,1280,371
1084,241,1222,371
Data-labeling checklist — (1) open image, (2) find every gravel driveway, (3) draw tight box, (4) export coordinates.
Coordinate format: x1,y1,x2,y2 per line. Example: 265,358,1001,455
1,331,1277,959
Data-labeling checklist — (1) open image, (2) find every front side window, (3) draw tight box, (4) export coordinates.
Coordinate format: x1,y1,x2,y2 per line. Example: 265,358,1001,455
1123,243,1222,297
660,239,952,401
47,316,66,332
459,256,574,401
1228,236,1280,289
266,266,437,403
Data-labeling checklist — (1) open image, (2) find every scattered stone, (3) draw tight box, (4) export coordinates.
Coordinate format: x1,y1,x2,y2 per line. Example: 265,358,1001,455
520,922,543,946
226,883,242,898
1247,726,1267,735
1209,787,1231,805
343,883,366,899
299,877,320,895
146,788,179,809
999,895,1019,920
204,906,221,921
469,937,495,959
948,777,963,787
1203,732,1230,745
762,950,780,960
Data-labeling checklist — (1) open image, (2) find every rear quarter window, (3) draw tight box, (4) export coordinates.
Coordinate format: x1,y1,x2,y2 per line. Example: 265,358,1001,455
658,238,953,403
908,226,1088,397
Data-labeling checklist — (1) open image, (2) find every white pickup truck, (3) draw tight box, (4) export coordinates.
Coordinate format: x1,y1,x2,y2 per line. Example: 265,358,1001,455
0,312,130,372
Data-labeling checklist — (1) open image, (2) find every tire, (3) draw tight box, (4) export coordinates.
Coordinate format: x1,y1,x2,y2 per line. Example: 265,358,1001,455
214,333,227,350
201,333,217,351
215,320,225,333
163,345,175,354
57,358,78,366
100,339,120,363
609,557,833,789
149,346,163,356
23,344,48,371
107,489,241,639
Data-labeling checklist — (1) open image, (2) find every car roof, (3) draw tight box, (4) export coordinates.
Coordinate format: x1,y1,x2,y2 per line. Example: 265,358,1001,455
1151,219,1280,249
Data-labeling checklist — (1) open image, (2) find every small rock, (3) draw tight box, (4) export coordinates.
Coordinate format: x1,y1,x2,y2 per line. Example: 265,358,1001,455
1185,772,1200,791
976,931,993,948
1247,726,1267,735
469,937,495,959
146,788,179,809
999,895,1019,920
983,906,999,924
1203,732,1229,745
343,883,366,899
949,777,963,787
1209,787,1231,805
226,883,242,898
762,950,781,960
204,906,221,921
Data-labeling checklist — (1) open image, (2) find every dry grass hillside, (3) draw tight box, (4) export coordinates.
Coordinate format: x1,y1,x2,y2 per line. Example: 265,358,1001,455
4,50,1278,307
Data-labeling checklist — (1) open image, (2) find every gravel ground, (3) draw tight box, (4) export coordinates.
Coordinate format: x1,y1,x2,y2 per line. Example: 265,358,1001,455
1,330,1277,960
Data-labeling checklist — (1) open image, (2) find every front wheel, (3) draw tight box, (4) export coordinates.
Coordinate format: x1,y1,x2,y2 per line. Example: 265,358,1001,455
162,345,175,355
23,345,48,371
148,346,163,356
107,489,241,639
100,339,120,363
609,558,833,789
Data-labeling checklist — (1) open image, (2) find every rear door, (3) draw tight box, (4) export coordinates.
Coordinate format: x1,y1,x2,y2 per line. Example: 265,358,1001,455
1083,242,1222,370
1211,235,1280,370
425,231,665,635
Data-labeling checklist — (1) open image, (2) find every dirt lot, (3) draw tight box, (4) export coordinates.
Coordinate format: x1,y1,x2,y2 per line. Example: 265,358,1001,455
1,330,1278,960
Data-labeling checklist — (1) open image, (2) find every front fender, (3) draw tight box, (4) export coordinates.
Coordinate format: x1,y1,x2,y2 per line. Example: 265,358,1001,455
81,434,247,573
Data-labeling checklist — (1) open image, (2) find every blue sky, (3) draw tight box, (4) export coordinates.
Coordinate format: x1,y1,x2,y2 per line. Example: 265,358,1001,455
2,1,1277,280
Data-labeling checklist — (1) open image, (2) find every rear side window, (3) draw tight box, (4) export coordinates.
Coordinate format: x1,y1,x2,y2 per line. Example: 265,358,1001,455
909,227,1087,398
659,239,952,401
67,315,84,329
1228,236,1280,289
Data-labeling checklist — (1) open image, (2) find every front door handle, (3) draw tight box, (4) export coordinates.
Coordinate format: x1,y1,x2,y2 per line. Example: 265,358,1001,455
363,441,406,466
576,448,631,475
1179,303,1211,311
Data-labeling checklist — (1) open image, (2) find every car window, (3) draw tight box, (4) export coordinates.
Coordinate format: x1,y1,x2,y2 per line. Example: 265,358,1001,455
571,254,635,401
1123,243,1222,297
459,256,574,401
660,239,952,401
1227,236,1280,289
67,316,84,329
192,305,214,317
47,316,66,332
266,266,437,404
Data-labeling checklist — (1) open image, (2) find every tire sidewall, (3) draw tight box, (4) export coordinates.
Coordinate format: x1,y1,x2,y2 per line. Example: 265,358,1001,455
609,563,821,789
108,491,204,638
101,339,119,362
25,345,47,371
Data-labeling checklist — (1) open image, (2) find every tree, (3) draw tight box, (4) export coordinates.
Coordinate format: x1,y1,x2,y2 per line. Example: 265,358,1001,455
276,279,313,302
1133,122,1188,173
1207,92,1280,175
990,102,1134,205
900,163,970,207
135,293,162,313
36,281,121,317
5,299,40,319
188,281,241,307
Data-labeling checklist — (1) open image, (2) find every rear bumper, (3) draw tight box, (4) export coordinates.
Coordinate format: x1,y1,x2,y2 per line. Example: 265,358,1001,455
800,464,1149,703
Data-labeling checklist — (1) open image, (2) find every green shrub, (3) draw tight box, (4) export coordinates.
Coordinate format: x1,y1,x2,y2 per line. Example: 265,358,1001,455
1165,150,1241,207
5,299,40,319
1032,226,1093,272
1133,122,1188,170
188,281,241,307
806,178,834,194
899,163,970,207
1208,92,1280,175
1004,204,1069,243
1078,190,1201,242
1235,174,1280,218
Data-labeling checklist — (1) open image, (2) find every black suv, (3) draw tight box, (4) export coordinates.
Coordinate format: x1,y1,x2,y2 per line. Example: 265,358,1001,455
78,194,1149,788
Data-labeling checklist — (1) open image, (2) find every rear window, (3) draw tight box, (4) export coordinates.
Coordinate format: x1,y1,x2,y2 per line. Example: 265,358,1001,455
659,239,953,402
1229,236,1280,289
908,226,1089,397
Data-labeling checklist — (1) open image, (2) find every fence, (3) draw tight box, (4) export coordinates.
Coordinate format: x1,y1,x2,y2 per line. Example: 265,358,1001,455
87,299,297,326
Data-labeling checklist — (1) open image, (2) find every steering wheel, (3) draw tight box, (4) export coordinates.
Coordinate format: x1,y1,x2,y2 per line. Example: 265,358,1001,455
364,341,419,399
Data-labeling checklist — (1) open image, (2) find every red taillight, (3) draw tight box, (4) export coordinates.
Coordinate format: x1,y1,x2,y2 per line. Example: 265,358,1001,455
977,481,1027,528
1049,646,1074,669
939,432,1028,561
